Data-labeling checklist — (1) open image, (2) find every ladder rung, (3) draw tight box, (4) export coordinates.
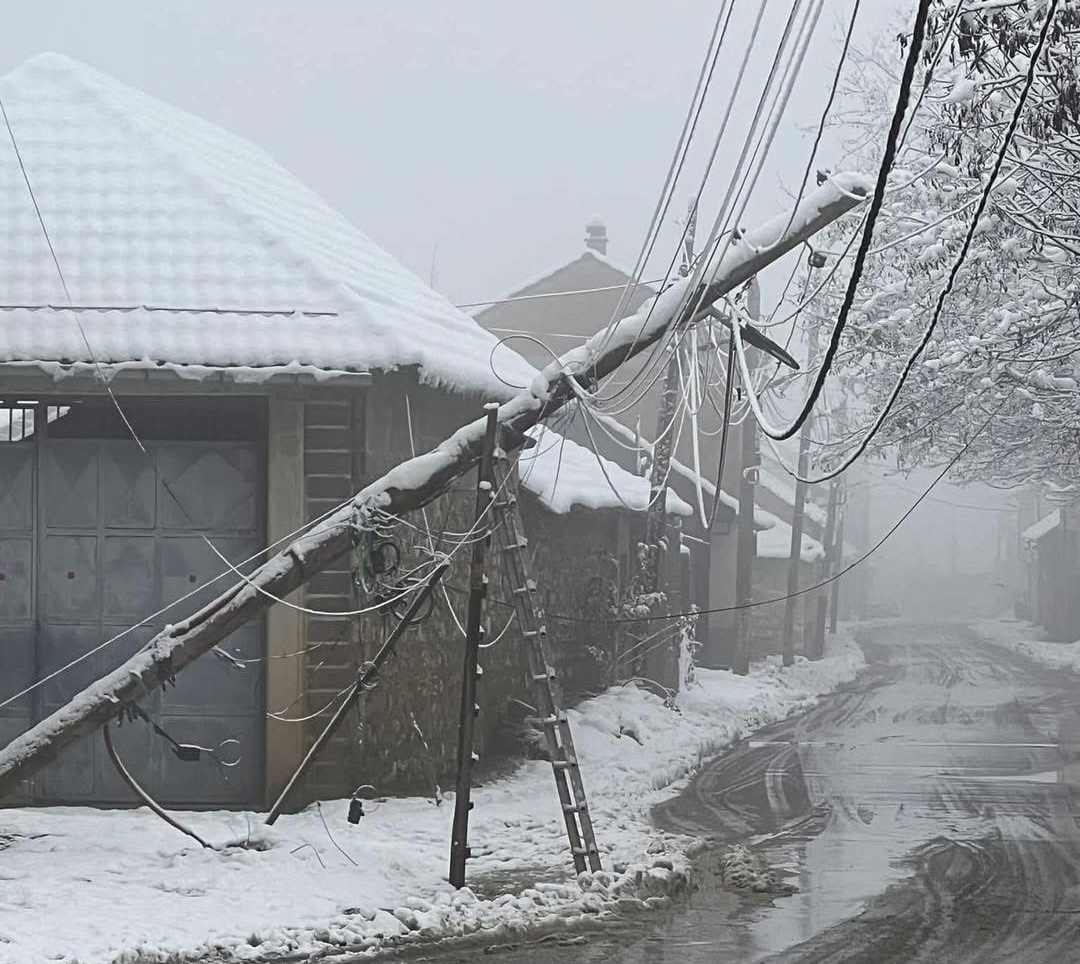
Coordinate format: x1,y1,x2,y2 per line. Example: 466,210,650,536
494,487,600,875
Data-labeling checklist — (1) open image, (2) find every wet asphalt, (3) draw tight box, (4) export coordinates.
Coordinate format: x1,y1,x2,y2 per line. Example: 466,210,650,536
419,621,1080,964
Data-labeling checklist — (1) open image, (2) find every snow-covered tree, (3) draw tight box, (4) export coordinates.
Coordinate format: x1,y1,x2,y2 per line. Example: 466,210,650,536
786,1,1080,493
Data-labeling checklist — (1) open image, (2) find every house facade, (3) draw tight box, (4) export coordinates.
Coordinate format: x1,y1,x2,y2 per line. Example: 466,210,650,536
1022,505,1080,642
0,54,688,810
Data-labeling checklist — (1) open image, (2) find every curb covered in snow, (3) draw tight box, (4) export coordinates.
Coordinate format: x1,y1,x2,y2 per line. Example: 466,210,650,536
972,618,1080,674
0,631,865,964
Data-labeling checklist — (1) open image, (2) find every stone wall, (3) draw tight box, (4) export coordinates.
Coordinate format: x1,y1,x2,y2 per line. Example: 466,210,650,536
294,370,637,801
749,557,817,660
298,389,366,799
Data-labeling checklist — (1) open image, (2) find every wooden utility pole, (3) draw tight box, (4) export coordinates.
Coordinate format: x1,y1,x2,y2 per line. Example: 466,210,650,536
812,479,840,658
733,278,762,676
781,286,821,667
0,176,868,799
264,562,448,824
632,201,696,681
449,405,499,888
638,200,698,601
734,407,759,675
781,436,811,667
828,481,846,635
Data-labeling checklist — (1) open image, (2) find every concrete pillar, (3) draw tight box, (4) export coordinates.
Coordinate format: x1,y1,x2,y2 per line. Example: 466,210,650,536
264,394,306,806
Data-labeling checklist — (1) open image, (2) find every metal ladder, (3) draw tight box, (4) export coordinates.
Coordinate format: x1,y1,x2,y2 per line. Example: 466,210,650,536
491,453,602,873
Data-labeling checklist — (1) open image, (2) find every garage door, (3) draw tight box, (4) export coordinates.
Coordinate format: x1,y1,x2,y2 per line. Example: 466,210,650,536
0,399,266,806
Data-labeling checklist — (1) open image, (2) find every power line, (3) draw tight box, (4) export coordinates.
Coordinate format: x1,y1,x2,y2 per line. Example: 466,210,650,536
751,0,932,442
458,279,666,311
548,400,1002,625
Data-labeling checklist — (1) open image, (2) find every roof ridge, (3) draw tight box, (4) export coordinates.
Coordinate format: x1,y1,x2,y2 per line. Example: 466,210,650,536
472,248,653,320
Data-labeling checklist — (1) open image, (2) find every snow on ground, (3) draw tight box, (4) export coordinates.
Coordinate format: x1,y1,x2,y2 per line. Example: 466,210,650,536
0,633,864,964
973,618,1080,673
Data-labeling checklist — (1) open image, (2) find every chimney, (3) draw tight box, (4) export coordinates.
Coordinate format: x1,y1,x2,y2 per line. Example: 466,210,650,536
584,219,608,256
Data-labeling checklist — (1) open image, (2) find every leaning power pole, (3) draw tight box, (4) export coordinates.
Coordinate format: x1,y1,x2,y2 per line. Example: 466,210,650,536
0,176,869,799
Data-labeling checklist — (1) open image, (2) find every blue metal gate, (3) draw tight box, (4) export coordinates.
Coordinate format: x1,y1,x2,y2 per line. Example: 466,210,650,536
0,402,266,806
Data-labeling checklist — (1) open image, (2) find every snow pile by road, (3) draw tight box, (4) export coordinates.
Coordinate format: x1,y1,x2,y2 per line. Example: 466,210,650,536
0,632,864,964
974,618,1080,673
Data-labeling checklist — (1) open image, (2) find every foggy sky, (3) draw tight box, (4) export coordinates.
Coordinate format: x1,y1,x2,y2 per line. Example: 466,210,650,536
3,0,903,308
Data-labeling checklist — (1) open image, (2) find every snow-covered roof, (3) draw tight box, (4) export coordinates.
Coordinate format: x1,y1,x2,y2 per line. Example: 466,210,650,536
470,248,648,318
0,53,534,395
518,425,692,517
1022,509,1062,543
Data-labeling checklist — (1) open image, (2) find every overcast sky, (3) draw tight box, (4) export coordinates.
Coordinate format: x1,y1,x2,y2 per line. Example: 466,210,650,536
3,0,904,308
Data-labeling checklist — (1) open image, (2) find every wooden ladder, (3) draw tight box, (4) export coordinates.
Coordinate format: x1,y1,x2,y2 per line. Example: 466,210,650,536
491,453,602,873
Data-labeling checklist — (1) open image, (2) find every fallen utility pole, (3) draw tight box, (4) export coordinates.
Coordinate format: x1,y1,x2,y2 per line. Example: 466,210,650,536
0,174,868,800
449,405,499,888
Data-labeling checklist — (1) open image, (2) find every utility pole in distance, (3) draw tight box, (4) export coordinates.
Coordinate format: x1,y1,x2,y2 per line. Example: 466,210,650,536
782,432,811,666
782,255,822,666
733,278,762,676
828,479,846,635
812,478,840,658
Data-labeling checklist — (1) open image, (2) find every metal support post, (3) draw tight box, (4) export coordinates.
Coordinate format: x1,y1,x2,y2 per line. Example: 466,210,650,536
448,404,500,888
264,561,448,825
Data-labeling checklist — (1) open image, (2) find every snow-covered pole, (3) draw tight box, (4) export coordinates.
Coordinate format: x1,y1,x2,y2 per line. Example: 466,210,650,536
0,174,869,800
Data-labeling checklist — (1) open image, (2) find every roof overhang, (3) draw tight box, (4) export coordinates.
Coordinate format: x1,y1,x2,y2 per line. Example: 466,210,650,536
0,360,371,395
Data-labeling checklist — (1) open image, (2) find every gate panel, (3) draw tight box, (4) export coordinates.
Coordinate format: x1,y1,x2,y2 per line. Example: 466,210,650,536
0,540,32,621
41,535,99,620
42,442,98,528
102,536,157,619
0,444,33,529
6,411,267,808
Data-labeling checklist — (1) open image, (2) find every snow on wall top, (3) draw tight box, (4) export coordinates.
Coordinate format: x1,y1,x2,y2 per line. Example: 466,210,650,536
0,53,535,396
518,425,692,517
1022,509,1061,543
756,509,825,562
